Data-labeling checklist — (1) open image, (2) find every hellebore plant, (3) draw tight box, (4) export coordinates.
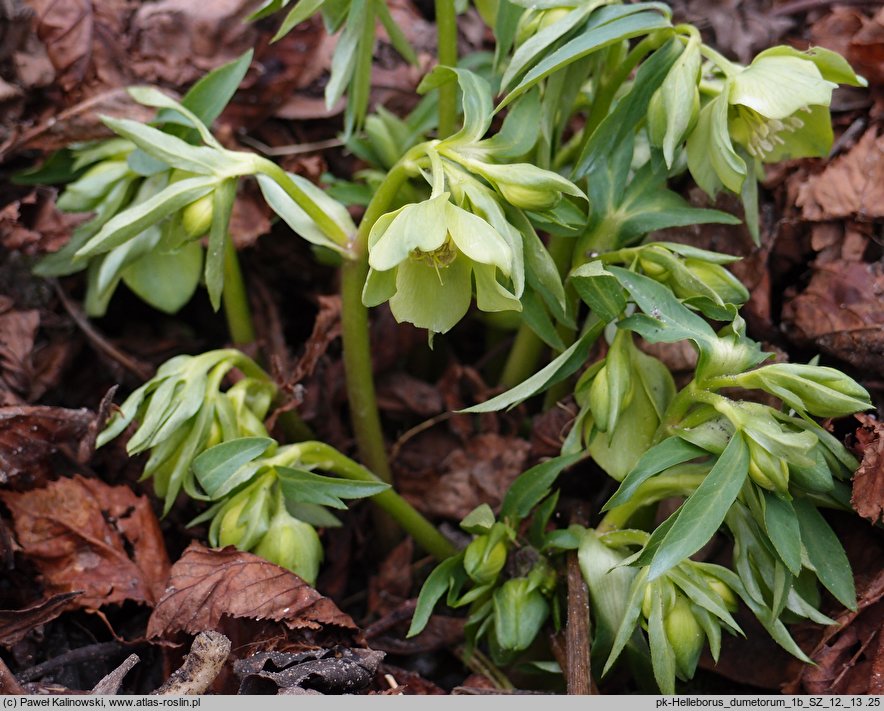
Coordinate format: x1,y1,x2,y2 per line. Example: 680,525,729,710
27,0,876,694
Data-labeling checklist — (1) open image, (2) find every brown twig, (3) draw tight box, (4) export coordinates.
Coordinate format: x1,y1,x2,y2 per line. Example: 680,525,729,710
564,550,595,695
151,631,231,695
17,641,128,683
91,654,140,695
0,656,25,695
52,280,154,382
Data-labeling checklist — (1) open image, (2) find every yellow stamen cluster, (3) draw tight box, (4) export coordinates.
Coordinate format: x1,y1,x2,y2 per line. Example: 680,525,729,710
738,105,808,158
410,238,456,284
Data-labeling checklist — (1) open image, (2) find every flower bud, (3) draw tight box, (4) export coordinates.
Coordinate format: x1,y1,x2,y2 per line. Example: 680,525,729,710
589,365,611,432
495,181,561,211
681,259,749,305
180,193,214,239
747,439,790,495
664,595,705,679
739,363,871,418
464,534,508,585
492,578,550,652
218,497,250,548
705,575,739,613
254,510,323,585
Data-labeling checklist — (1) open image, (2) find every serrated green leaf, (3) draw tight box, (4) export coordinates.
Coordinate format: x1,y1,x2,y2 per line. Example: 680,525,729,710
649,434,749,580
604,438,706,512
193,437,275,497
570,261,627,323
276,465,389,509
499,452,585,522
793,498,856,610
608,266,716,345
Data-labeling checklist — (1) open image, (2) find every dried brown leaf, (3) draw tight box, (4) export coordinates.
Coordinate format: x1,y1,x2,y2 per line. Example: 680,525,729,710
0,591,80,646
781,260,884,377
146,542,357,639
796,128,884,221
0,475,170,609
852,414,884,525
234,647,384,695
0,405,93,485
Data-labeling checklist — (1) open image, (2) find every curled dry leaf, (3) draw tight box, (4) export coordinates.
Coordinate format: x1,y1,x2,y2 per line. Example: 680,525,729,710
234,647,384,695
152,631,231,696
146,542,357,640
796,128,884,221
0,475,170,609
781,260,884,377
0,591,81,646
0,405,93,485
851,414,884,526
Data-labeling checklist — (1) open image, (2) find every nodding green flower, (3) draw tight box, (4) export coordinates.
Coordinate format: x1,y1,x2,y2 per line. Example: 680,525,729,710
687,47,864,197
362,193,522,334
253,497,324,585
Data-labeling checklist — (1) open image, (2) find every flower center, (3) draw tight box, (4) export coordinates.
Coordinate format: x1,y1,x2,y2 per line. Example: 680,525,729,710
737,105,808,159
410,238,456,284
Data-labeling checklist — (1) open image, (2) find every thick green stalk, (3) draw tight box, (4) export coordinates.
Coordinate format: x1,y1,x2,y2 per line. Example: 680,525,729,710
435,0,458,137
596,471,705,533
297,441,457,560
340,159,415,482
221,237,256,346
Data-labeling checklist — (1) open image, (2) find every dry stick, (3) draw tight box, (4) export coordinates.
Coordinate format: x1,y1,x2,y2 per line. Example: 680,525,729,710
17,641,127,682
151,631,231,695
52,280,154,382
91,654,140,695
564,550,595,695
0,656,25,695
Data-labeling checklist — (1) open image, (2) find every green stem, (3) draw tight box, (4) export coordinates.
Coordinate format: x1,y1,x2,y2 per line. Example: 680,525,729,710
297,441,457,560
340,158,416,482
435,0,458,138
221,238,256,346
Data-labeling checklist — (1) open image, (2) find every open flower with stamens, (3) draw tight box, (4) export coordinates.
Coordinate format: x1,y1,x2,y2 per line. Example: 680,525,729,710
687,46,865,197
362,192,522,334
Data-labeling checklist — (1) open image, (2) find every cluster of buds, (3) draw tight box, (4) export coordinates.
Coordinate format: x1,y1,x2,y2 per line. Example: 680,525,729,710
581,529,741,694
98,349,275,513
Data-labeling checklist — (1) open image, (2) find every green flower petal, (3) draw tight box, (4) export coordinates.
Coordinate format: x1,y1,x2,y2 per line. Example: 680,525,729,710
754,46,867,87
444,202,513,274
760,104,833,162
730,56,835,120
362,266,397,307
687,92,746,196
473,263,522,314
368,194,450,271
389,254,472,333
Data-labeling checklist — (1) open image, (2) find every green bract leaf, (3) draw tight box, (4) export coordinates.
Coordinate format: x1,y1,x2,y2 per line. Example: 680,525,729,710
501,4,672,108
604,438,707,512
461,317,605,412
276,466,389,509
648,434,749,580
408,554,466,637
499,452,585,522
272,0,326,40
180,50,253,125
570,261,626,322
205,178,237,311
193,437,275,499
793,498,856,610
762,493,802,576
75,176,217,258
419,66,494,145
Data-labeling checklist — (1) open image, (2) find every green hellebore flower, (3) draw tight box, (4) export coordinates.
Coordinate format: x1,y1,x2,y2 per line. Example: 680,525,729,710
687,49,845,196
363,193,522,334
664,594,705,680
253,507,323,585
